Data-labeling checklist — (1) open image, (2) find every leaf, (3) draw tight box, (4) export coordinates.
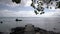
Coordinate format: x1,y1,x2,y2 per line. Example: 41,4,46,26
40,12,45,15
34,10,38,15
31,3,35,9
58,2,60,8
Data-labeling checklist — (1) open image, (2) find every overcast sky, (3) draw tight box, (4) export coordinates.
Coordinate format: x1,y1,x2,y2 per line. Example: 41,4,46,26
0,0,60,17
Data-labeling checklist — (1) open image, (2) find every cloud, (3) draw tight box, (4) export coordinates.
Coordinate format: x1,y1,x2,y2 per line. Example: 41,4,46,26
0,9,60,17
0,0,19,7
0,0,32,7
0,10,51,17
0,10,35,17
52,9,60,17
23,0,32,7
0,0,60,17
0,10,17,17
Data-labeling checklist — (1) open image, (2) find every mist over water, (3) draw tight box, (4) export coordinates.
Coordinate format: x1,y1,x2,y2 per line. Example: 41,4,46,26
0,17,60,33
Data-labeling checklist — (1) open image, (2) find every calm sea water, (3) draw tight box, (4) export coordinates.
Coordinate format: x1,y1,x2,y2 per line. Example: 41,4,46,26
0,17,60,34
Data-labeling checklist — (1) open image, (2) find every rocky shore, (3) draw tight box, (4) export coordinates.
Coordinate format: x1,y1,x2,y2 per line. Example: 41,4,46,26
10,24,60,34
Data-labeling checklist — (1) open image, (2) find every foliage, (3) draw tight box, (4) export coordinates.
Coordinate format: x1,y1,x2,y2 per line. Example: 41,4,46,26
11,0,60,15
12,0,21,4
57,1,60,8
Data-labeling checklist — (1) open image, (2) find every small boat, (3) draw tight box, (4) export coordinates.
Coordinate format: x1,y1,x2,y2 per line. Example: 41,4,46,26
15,19,22,21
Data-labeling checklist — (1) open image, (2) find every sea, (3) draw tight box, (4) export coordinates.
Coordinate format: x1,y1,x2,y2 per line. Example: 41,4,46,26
0,17,60,34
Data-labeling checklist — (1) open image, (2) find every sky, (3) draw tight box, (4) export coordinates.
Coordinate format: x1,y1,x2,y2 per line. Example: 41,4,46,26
0,0,60,17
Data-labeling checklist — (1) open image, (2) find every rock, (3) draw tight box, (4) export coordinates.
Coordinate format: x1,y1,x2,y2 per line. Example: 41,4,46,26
15,19,22,21
36,32,40,34
0,32,4,34
0,21,3,24
24,24,35,34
